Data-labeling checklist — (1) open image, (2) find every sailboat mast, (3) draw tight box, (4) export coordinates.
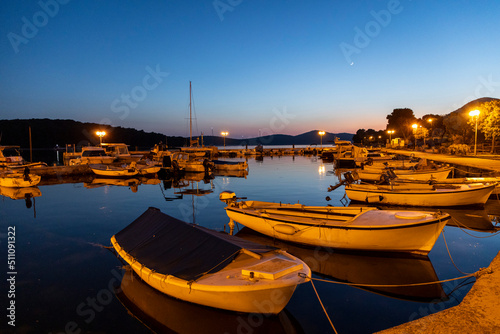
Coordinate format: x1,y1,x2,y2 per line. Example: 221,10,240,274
189,81,192,146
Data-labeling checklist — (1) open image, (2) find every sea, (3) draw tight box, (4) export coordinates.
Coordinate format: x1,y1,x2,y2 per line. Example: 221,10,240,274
1,153,499,334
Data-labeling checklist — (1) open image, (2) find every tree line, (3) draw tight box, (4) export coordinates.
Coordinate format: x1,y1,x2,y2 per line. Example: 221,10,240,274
352,97,500,152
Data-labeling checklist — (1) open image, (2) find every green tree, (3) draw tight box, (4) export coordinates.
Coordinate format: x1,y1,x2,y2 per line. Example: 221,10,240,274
386,108,417,143
474,100,500,152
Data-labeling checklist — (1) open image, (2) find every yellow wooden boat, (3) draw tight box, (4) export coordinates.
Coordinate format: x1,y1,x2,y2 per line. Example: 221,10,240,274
111,207,310,314
220,192,450,255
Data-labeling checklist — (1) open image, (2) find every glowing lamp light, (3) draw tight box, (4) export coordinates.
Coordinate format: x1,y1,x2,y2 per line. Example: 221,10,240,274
221,131,229,148
469,110,480,155
96,131,106,145
318,131,325,148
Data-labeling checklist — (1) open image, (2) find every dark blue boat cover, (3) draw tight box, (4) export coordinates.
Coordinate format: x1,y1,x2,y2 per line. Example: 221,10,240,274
114,207,276,281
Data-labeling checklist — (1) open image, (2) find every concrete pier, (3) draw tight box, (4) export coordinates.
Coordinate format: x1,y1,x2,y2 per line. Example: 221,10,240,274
377,251,500,333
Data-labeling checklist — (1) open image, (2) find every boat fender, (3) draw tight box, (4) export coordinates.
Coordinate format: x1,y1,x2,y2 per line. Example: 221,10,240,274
365,195,383,203
395,212,427,220
273,224,298,235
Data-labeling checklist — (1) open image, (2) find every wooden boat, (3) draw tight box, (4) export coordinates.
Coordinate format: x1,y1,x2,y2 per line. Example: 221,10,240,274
172,152,213,173
90,164,139,177
72,146,116,165
0,145,46,169
345,182,496,207
111,207,311,314
355,166,453,182
134,161,161,175
0,171,41,187
220,192,450,255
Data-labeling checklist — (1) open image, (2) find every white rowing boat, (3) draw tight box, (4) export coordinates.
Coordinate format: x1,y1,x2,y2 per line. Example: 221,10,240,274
345,182,496,207
111,207,310,314
0,171,41,188
90,164,139,177
220,192,450,255
356,166,453,182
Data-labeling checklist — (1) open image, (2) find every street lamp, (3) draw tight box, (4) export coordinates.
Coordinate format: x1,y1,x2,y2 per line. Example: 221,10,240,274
221,131,228,148
469,109,480,155
412,124,418,150
387,130,395,146
318,131,325,148
96,131,106,145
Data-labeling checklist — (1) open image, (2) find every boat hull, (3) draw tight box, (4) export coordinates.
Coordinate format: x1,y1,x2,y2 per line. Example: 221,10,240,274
225,204,449,255
345,183,495,207
111,236,310,314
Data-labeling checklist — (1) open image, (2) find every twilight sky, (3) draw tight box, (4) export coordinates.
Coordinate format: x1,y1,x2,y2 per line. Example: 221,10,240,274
1,0,499,139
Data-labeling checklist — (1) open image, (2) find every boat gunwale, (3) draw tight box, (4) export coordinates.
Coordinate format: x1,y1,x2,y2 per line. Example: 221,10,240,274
225,207,451,230
111,235,310,293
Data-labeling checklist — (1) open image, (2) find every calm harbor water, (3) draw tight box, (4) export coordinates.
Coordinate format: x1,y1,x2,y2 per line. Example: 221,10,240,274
1,155,499,334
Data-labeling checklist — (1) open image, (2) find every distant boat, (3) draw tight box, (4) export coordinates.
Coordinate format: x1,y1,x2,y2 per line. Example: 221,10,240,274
0,170,41,188
220,192,450,255
90,164,139,177
0,145,46,169
101,143,143,162
69,146,116,165
356,166,453,182
345,182,496,207
111,207,311,314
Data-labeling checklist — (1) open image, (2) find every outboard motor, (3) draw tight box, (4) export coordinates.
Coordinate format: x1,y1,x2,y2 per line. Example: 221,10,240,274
219,191,237,205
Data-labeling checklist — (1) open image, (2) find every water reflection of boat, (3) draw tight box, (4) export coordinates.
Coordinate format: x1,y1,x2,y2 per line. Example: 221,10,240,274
116,268,304,334
214,168,248,178
236,228,448,303
0,185,41,200
111,207,311,314
221,193,450,255
84,178,140,192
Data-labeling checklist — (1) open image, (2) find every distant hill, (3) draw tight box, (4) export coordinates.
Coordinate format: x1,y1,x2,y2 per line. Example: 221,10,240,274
0,119,353,149
0,119,186,150
449,97,499,116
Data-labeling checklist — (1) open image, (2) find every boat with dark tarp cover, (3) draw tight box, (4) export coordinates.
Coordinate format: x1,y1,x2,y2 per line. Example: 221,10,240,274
111,207,310,314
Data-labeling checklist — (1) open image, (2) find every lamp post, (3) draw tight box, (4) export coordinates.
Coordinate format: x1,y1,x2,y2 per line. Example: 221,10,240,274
96,131,106,146
412,124,418,150
387,130,395,146
221,131,228,148
469,110,480,155
318,131,325,148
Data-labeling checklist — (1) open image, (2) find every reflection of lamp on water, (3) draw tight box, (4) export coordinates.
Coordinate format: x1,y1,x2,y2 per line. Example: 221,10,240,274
469,109,480,155
318,131,325,148
318,164,325,175
96,131,106,145
221,131,228,148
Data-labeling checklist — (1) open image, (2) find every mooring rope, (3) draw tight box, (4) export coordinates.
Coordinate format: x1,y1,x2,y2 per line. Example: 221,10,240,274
310,279,338,334
450,217,500,238
441,229,473,275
